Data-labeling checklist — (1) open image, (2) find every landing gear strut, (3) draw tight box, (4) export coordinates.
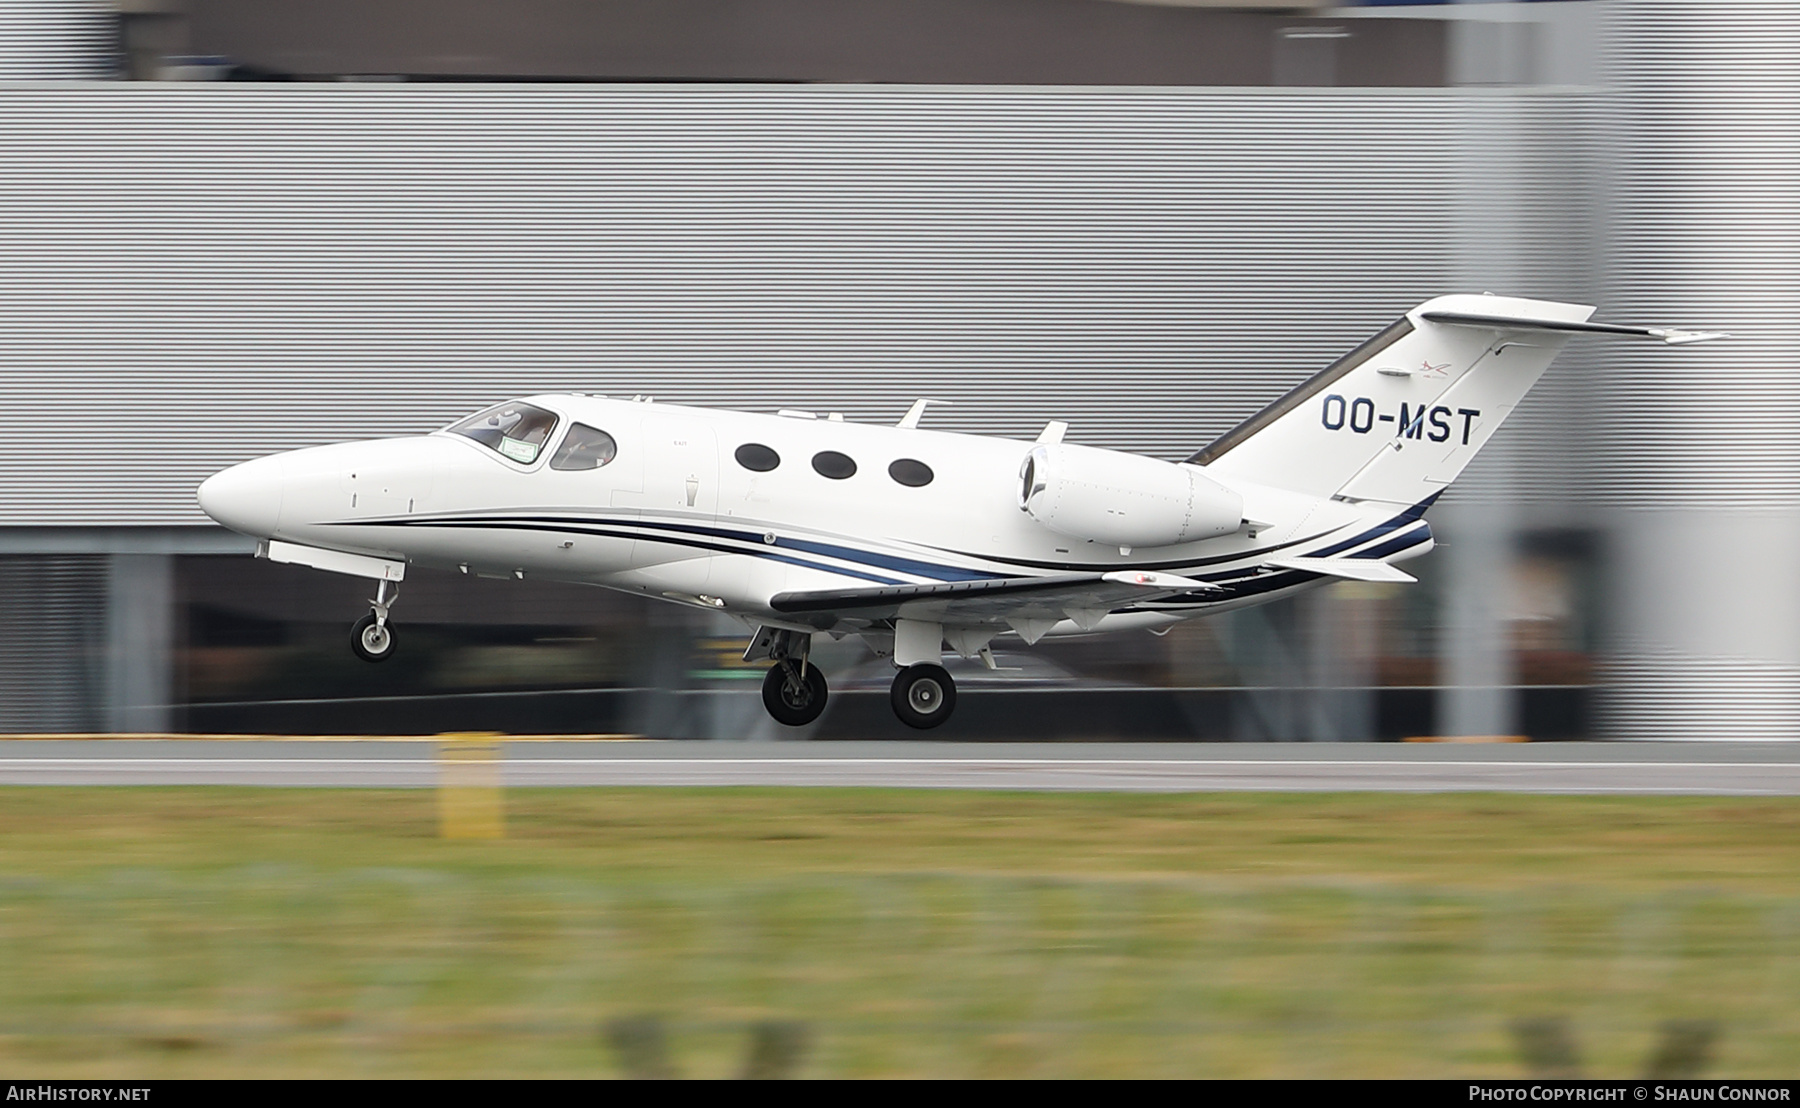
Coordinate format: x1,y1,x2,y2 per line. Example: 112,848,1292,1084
350,579,399,663
757,630,828,727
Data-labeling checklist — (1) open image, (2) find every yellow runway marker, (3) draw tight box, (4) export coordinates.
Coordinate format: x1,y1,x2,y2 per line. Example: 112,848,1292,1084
439,732,505,840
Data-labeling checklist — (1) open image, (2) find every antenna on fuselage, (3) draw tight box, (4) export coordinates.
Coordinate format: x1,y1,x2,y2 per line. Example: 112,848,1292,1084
897,398,953,429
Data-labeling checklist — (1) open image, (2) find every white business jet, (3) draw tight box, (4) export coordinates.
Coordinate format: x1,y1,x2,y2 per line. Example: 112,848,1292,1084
197,294,1720,730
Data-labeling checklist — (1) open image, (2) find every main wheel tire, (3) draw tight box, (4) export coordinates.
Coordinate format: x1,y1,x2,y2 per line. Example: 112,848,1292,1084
890,663,956,730
350,613,397,663
762,661,829,726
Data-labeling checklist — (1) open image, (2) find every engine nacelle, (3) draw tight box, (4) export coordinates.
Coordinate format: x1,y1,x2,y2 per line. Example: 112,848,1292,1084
1018,443,1243,549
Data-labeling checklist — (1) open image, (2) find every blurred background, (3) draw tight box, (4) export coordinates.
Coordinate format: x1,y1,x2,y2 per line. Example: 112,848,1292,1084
0,0,1793,742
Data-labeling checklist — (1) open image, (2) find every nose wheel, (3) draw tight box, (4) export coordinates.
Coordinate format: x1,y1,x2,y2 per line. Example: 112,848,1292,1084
890,663,956,730
351,613,397,662
350,579,399,663
762,659,829,726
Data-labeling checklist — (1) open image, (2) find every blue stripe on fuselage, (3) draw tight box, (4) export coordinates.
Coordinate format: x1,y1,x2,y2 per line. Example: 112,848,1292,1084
1310,491,1442,559
390,511,1001,584
360,516,907,586
1350,523,1432,561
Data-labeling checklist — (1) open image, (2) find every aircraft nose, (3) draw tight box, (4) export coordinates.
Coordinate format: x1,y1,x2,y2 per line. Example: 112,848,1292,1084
197,457,285,538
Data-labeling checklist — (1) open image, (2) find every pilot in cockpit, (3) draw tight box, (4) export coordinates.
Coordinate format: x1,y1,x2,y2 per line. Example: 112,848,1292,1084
548,424,619,471
447,402,559,465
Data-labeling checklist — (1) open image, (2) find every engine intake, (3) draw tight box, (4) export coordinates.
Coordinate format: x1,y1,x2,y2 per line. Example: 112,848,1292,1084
1019,443,1243,549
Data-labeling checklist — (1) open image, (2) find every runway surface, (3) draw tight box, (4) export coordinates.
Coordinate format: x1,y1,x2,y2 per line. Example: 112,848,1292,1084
2,740,1799,794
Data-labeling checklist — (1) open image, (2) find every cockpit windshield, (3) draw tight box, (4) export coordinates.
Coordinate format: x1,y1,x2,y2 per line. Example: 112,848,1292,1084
447,402,559,465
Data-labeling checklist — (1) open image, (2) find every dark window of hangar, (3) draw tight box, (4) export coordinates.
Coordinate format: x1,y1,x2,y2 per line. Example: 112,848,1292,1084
734,443,781,472
888,458,934,487
160,1,1451,87
811,451,856,480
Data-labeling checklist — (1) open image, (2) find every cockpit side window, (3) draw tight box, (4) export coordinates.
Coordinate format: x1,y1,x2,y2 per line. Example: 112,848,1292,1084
550,423,619,471
448,402,559,465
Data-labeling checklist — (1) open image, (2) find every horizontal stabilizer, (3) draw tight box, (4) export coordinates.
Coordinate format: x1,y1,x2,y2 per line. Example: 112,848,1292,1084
1265,556,1416,583
1420,311,1728,346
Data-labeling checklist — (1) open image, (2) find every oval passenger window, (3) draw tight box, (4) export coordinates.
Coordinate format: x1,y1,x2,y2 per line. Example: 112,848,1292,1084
811,451,857,480
735,443,781,472
888,458,934,487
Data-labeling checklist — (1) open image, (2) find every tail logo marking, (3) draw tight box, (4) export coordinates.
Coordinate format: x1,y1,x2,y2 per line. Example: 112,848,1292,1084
1323,395,1480,445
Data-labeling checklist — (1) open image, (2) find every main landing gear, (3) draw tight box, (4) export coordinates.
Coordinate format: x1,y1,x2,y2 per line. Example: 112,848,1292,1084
763,658,828,726
887,619,957,730
748,621,966,731
755,628,829,727
350,579,399,663
890,663,956,730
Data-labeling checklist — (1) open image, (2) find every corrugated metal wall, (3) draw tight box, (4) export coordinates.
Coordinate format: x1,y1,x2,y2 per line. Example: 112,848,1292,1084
0,83,1599,526
1600,0,1800,741
0,1,111,79
1601,0,1800,511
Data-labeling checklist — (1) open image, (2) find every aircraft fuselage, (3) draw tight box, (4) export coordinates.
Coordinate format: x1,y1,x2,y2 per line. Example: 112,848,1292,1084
199,393,1411,641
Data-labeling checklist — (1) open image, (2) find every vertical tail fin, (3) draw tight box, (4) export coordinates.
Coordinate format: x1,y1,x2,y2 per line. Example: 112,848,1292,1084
1191,294,1595,504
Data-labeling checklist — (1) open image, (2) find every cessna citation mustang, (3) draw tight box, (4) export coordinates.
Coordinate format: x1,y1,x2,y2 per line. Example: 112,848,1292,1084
197,295,1721,730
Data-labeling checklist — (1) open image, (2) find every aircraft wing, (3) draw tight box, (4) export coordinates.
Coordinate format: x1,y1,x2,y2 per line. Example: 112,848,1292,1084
768,569,1220,633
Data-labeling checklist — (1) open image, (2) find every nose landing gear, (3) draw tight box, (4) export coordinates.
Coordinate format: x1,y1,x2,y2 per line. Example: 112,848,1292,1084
350,579,399,663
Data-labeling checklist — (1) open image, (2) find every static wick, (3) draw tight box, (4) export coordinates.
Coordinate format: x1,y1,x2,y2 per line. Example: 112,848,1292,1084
439,731,505,840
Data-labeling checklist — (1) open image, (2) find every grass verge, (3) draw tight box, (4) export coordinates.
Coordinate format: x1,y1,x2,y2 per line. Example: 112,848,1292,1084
1,787,1797,1077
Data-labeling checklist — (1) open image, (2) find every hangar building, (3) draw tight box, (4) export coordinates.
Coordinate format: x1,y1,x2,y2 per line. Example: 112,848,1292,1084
0,0,1792,741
